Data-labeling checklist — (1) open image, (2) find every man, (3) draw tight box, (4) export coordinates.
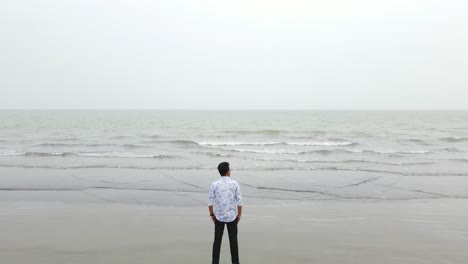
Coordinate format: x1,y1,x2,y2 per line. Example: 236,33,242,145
208,162,243,264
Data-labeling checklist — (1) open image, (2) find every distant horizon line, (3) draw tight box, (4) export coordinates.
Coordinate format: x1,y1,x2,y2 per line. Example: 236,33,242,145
1,109,467,111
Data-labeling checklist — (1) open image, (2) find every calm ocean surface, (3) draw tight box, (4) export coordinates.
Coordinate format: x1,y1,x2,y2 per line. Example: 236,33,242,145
1,110,468,176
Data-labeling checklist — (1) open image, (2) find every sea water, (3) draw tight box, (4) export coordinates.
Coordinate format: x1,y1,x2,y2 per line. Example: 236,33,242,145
1,110,467,203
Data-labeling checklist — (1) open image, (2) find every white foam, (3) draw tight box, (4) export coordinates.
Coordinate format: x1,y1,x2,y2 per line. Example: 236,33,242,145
220,148,304,154
0,150,26,156
345,149,431,154
0,150,178,159
198,141,281,146
77,152,177,158
288,141,354,146
198,141,354,146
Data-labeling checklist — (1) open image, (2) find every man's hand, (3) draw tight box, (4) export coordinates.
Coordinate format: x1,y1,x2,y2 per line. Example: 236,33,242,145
209,206,215,224
237,206,242,224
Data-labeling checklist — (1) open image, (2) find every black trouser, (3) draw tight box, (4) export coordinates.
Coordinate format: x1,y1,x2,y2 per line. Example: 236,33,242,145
212,218,239,264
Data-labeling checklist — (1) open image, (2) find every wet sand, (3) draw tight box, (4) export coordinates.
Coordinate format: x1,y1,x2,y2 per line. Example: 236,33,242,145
1,199,468,264
1,166,468,263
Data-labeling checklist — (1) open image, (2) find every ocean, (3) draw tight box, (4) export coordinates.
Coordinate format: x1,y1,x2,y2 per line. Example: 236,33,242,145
1,110,468,204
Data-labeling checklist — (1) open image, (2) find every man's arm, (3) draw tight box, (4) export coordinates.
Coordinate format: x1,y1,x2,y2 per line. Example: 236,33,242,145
235,182,243,223
209,205,215,223
237,206,242,223
208,183,216,223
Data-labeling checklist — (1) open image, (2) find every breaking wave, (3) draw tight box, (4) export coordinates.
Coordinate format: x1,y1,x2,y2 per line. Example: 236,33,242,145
440,137,468,143
0,151,180,159
35,143,150,149
198,141,356,147
217,148,432,155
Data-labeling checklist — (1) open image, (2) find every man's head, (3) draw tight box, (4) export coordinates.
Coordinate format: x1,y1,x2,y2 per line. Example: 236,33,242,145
218,162,230,176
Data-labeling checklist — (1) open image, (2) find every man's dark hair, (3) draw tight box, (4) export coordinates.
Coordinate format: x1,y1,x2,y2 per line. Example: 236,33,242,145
218,162,230,176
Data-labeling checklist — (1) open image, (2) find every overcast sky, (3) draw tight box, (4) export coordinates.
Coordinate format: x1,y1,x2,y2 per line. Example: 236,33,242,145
1,0,467,109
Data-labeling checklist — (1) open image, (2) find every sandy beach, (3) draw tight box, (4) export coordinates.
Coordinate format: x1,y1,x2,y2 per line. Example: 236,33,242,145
2,199,468,264
1,166,468,264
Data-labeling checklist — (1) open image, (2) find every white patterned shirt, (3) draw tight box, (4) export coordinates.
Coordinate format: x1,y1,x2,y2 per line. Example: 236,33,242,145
208,176,243,222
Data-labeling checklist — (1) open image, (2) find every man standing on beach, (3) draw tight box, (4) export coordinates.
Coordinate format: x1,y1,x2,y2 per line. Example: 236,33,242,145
208,162,243,264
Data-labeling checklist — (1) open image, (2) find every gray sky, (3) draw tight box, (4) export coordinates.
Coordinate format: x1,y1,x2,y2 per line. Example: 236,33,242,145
1,0,467,110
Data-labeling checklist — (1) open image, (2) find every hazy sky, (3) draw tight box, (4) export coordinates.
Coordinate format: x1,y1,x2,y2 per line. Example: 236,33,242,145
1,0,467,109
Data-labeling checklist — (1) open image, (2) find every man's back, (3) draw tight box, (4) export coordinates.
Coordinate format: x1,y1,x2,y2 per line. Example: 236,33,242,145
208,176,242,222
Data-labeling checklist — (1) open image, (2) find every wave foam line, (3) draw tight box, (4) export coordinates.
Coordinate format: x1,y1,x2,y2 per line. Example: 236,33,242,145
0,151,180,159
35,143,151,148
199,141,355,147
440,137,468,143
217,148,432,155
